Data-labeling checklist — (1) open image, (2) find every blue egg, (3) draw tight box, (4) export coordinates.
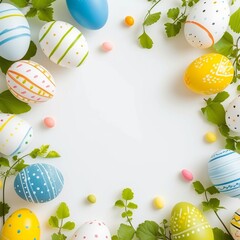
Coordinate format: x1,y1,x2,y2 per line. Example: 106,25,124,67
66,0,108,30
208,149,240,198
14,163,64,203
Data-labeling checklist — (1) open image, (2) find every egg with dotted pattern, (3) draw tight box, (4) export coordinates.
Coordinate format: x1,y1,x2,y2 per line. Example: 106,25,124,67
39,21,89,68
71,220,111,240
170,202,214,240
14,163,64,203
0,3,31,61
184,53,234,95
230,209,240,240
0,208,40,240
184,0,230,49
226,96,240,133
0,114,33,156
6,60,56,103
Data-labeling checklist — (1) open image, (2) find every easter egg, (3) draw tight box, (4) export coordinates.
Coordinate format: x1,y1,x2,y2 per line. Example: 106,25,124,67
184,53,234,95
0,114,33,156
0,208,40,240
226,96,240,133
71,220,111,240
208,149,240,198
6,60,55,103
170,202,214,240
184,0,230,49
0,3,31,61
230,209,240,240
14,163,64,203
66,0,108,30
39,21,89,68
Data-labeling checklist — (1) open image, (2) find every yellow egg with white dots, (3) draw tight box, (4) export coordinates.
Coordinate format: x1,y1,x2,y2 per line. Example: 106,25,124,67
184,53,234,95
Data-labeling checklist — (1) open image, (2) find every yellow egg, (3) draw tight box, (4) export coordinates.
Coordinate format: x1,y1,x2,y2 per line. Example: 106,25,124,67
0,208,40,240
184,53,234,95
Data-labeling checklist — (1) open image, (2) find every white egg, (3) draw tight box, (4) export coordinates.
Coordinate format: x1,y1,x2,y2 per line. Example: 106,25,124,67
226,96,240,133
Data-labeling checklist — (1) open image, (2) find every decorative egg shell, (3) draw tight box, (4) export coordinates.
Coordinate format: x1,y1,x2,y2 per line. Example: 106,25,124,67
66,0,108,30
170,202,214,240
208,149,240,198
14,163,64,203
230,209,240,240
0,208,40,240
39,21,89,68
6,60,56,103
226,96,240,133
184,0,230,49
71,220,111,240
184,53,234,95
0,114,33,156
0,3,31,61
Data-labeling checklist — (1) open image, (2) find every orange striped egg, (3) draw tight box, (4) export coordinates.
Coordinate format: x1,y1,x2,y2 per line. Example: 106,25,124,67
6,60,56,103
39,21,89,68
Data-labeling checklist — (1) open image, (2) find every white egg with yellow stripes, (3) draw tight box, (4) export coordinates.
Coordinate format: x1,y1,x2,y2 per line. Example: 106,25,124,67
39,21,89,68
0,3,31,61
6,60,56,103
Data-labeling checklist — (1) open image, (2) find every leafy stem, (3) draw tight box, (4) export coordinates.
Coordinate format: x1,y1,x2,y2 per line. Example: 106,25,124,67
124,199,135,230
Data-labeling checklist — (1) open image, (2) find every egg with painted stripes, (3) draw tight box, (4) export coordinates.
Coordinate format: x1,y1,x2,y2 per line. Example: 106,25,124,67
6,60,56,103
0,3,31,61
14,163,64,203
184,0,230,49
39,21,89,68
0,113,33,156
230,209,240,240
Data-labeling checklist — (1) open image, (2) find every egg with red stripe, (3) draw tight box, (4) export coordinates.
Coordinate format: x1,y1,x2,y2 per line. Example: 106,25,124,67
39,21,89,68
184,0,230,49
6,60,56,103
0,3,31,61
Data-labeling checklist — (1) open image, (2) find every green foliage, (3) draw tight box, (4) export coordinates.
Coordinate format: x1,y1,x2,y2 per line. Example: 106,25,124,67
138,32,153,49
117,224,135,240
51,233,67,240
213,227,234,240
9,0,28,7
0,202,10,217
136,221,160,240
0,158,10,168
29,145,61,159
56,202,70,219
214,32,234,56
229,8,240,33
143,12,161,26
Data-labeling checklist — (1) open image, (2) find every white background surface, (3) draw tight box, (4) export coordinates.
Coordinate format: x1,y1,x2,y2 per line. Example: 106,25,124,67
1,0,240,238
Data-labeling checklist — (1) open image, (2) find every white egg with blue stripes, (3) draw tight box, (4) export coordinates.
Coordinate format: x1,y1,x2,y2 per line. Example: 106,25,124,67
0,3,31,61
208,149,240,198
14,163,64,203
39,20,89,68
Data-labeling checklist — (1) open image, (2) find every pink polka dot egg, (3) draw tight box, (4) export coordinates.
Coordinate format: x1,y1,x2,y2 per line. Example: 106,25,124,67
6,60,56,103
71,220,111,240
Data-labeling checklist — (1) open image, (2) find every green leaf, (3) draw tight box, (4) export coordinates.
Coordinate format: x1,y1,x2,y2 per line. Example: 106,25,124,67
229,8,240,33
117,224,135,240
226,138,236,150
138,32,153,49
49,216,59,228
0,202,10,217
212,227,233,240
112,236,119,240
29,148,40,159
56,202,70,219
0,158,10,167
127,202,138,209
25,8,38,18
167,8,180,20
164,22,181,37
115,200,125,208
62,221,75,230
39,145,50,156
46,151,61,158
202,198,223,212
202,201,211,211
236,142,240,151
212,91,229,103
214,32,234,56
9,0,28,7
122,188,134,201
38,8,54,22
218,124,230,137
193,181,205,194
121,210,133,218
13,160,29,172
136,220,160,240
51,233,67,240
144,12,161,26
206,186,219,195
32,0,55,9
0,90,31,114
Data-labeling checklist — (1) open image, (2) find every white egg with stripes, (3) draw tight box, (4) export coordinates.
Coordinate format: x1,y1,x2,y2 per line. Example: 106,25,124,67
39,21,89,68
6,60,56,103
0,3,31,61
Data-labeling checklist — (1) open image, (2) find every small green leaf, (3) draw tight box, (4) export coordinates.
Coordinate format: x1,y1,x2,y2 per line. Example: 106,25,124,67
207,198,222,212
112,236,119,240
226,138,236,150
193,181,205,194
167,8,180,20
229,8,240,33
136,220,160,240
29,148,40,159
13,160,29,172
38,8,54,22
12,156,18,161
206,186,219,195
122,188,134,201
25,8,38,18
127,202,138,209
51,233,67,240
115,200,125,208
214,32,234,56
212,91,229,103
0,202,10,217
202,201,211,211
138,32,153,49
236,142,240,151
9,0,28,7
39,145,50,156
212,227,233,240
56,202,70,219
144,12,161,26
117,224,135,240
32,0,55,9
218,124,230,137
49,216,59,228
164,22,181,37
0,158,10,167
46,151,61,158
62,221,75,230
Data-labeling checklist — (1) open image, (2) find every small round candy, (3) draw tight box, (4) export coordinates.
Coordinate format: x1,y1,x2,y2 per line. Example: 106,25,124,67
87,194,96,204
205,132,217,143
101,42,113,52
181,169,193,182
153,196,164,209
124,16,134,26
43,117,55,128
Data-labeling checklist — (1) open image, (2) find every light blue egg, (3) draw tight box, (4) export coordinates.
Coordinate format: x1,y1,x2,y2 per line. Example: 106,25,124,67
66,0,108,30
208,149,240,198
14,163,64,203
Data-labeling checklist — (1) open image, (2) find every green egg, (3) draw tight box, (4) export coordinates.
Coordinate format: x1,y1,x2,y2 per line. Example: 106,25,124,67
170,202,214,240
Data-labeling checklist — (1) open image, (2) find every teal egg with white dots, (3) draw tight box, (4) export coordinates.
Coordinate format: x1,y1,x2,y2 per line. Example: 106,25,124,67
14,163,64,203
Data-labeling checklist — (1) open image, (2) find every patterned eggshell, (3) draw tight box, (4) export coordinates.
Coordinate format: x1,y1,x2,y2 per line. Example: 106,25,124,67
208,149,240,198
71,220,111,240
6,60,56,103
39,21,89,68
226,96,240,133
170,202,214,240
230,209,240,240
184,0,230,49
0,208,40,240
14,163,64,203
184,53,234,95
0,114,33,156
0,3,31,61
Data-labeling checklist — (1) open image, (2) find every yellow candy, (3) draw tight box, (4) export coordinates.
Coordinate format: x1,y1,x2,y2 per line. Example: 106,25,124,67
184,53,234,95
205,132,217,143
153,196,164,209
87,194,96,204
0,180,2,189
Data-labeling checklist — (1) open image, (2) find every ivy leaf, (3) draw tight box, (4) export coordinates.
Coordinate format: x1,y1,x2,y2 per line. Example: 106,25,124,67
136,220,160,240
49,216,59,228
117,224,135,240
0,157,10,167
206,186,219,195
9,0,28,7
38,8,54,22
32,0,56,9
13,160,29,172
144,12,161,26
212,91,229,103
212,227,233,240
0,202,10,217
115,200,125,208
167,8,180,20
46,151,61,158
138,32,153,49
193,181,205,194
127,202,138,209
62,221,75,230
25,8,38,18
164,22,181,37
122,188,134,201
214,32,234,56
229,8,240,33
56,202,70,219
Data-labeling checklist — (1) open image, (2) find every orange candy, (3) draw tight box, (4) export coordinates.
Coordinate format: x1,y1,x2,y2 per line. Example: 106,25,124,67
124,16,134,26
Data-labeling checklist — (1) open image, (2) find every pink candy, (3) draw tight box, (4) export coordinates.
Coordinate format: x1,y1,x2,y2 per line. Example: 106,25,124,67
101,42,113,52
181,169,193,182
43,117,55,128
